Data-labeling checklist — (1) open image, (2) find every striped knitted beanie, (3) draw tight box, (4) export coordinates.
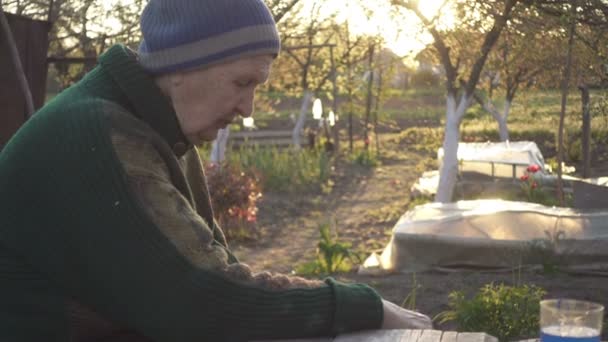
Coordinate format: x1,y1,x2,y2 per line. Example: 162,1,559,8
138,0,281,74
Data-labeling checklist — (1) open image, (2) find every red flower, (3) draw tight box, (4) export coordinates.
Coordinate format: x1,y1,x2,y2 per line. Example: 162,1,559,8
364,137,370,145
527,164,541,173
531,182,538,189
520,174,529,181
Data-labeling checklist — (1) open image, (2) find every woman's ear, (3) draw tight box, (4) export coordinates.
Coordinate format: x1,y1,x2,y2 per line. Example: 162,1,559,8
168,72,184,88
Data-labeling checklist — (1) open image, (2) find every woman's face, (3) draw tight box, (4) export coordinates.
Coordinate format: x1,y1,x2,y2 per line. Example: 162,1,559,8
164,54,273,145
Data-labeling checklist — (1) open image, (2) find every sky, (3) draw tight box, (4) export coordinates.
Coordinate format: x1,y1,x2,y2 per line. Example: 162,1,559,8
303,0,456,59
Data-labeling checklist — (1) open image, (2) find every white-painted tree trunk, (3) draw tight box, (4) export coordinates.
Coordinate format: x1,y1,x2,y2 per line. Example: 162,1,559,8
293,90,313,149
435,94,470,203
497,100,511,141
481,98,511,142
210,128,230,163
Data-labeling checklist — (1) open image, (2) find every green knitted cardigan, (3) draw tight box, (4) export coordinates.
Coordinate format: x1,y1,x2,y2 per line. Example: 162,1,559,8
0,45,383,341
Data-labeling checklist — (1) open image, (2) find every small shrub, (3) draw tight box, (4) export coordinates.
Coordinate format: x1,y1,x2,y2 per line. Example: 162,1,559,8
436,283,546,342
204,162,262,240
295,222,360,276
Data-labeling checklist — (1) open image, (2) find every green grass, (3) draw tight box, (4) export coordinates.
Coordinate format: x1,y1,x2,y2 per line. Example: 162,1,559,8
382,107,444,121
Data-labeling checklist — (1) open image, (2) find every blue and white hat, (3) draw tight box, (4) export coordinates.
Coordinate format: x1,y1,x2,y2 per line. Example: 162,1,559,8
138,0,281,74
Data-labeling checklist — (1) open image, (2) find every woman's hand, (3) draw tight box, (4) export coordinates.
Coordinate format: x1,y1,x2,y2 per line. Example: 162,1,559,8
381,299,433,329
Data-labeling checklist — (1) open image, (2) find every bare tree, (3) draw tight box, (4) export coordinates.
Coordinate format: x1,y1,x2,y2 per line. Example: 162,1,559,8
474,10,558,141
266,0,300,23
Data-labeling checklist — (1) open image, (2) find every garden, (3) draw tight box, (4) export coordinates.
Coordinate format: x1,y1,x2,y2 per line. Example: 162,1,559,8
201,87,608,341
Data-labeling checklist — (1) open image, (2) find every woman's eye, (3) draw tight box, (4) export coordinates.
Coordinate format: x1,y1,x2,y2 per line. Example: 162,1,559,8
237,80,254,87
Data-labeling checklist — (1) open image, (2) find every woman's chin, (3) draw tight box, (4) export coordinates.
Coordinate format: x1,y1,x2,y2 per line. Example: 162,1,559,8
191,130,218,144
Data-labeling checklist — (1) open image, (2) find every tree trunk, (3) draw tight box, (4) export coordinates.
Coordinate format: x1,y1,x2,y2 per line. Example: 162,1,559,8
330,46,340,152
348,108,353,151
373,70,383,155
293,90,313,149
556,3,577,206
210,128,230,163
479,98,510,142
580,84,591,178
498,100,512,141
435,94,468,203
363,45,375,150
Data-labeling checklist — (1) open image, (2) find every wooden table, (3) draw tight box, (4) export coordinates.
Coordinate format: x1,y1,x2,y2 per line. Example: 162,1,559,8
256,329,498,342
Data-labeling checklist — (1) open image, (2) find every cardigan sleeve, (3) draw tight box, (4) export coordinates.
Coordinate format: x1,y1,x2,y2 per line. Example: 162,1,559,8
111,127,325,290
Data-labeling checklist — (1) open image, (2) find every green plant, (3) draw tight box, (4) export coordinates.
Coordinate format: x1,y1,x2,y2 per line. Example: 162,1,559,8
295,222,360,276
435,283,546,342
527,237,563,275
401,273,421,311
204,161,262,240
228,145,331,193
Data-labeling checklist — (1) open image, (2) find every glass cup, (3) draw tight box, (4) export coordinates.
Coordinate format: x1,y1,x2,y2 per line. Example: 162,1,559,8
540,299,604,342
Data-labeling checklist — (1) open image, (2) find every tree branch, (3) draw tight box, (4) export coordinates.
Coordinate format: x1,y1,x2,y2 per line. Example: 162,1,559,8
465,0,519,96
392,0,457,94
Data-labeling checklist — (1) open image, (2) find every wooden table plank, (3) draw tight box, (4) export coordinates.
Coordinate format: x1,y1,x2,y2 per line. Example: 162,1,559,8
407,329,424,342
335,329,409,342
419,330,444,342
254,330,497,342
400,329,413,342
253,337,334,342
456,332,498,342
440,331,459,342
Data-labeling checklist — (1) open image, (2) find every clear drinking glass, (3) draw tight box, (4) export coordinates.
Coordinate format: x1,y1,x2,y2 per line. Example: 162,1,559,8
540,299,604,342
